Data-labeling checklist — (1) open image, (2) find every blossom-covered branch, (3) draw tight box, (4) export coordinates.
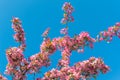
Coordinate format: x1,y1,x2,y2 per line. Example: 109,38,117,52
61,2,74,24
11,17,26,50
96,22,120,43
38,57,109,80
60,2,74,36
5,18,28,80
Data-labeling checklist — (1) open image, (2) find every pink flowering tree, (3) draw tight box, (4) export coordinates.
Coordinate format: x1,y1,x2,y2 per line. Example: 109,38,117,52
1,2,120,80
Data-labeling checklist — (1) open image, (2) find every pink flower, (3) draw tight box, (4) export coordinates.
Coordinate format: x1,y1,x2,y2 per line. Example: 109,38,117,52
60,28,68,35
99,37,103,41
61,18,67,24
6,47,24,66
62,2,74,14
108,27,113,32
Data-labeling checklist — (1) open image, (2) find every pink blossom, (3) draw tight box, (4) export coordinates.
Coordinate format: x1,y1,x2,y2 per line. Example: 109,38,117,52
6,47,24,66
60,28,68,35
62,2,74,14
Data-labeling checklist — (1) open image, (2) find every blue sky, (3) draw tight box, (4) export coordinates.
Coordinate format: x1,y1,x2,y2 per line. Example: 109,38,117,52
0,0,120,80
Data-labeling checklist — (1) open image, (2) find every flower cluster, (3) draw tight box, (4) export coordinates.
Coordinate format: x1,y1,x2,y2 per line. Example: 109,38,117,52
73,32,96,51
61,2,74,24
28,52,50,73
0,74,7,80
74,57,109,76
97,22,120,43
6,47,24,66
5,47,28,80
11,17,26,50
40,38,56,54
41,57,109,80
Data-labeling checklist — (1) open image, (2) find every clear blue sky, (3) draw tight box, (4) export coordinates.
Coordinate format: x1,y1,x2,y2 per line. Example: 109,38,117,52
0,0,120,80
